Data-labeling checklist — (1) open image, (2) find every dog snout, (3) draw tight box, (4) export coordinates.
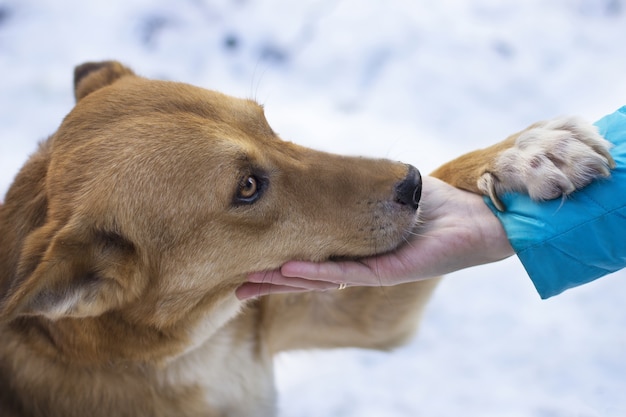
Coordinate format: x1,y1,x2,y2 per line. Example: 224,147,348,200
394,165,422,210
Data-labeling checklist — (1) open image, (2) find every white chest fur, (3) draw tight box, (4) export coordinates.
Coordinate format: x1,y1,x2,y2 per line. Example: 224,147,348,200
162,306,277,417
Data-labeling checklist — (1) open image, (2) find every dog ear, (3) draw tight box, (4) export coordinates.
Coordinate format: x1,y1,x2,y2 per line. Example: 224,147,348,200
1,225,136,321
74,60,136,102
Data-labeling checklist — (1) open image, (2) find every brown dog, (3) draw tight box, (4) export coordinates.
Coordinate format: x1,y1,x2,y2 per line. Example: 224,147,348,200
0,61,613,417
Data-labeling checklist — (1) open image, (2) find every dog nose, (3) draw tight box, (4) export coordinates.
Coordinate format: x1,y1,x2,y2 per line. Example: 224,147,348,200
395,165,422,210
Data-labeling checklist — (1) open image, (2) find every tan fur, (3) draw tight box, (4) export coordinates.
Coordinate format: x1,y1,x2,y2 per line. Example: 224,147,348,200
0,61,613,417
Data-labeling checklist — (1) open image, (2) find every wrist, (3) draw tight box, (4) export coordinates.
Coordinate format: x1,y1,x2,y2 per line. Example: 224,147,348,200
474,197,514,262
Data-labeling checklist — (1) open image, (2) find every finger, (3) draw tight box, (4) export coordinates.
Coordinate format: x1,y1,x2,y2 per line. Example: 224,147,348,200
281,260,379,285
247,270,286,283
248,270,340,290
236,282,312,300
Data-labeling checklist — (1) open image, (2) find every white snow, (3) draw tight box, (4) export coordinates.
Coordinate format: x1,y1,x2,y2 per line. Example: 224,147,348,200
1,0,625,416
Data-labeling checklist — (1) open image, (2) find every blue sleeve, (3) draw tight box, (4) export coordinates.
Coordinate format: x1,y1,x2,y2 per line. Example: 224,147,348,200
484,106,626,299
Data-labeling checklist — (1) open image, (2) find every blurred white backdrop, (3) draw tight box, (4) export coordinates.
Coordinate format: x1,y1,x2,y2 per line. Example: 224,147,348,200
1,1,625,416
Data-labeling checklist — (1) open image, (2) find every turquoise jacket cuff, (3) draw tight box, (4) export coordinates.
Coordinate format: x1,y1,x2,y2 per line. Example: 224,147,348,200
484,106,626,299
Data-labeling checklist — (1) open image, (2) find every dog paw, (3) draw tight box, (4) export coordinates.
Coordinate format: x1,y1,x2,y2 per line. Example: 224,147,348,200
478,116,616,211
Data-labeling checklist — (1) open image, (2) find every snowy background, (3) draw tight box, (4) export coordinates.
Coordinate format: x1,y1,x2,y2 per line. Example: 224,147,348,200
1,0,625,416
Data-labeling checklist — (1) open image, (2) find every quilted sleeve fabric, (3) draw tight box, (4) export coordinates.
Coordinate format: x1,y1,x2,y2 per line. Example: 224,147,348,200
484,106,626,299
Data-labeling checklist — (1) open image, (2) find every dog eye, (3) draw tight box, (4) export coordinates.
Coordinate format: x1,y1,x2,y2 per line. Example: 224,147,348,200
239,176,258,198
235,175,264,204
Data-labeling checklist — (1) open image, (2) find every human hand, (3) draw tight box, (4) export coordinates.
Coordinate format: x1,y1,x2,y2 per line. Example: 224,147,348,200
236,176,513,300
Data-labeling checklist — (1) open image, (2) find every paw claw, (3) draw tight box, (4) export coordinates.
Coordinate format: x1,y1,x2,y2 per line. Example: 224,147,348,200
490,189,506,212
479,172,506,211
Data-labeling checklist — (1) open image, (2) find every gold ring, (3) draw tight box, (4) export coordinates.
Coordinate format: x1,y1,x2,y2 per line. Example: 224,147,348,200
337,283,347,290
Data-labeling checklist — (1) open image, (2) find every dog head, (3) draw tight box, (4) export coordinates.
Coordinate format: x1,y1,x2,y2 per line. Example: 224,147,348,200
2,61,421,345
